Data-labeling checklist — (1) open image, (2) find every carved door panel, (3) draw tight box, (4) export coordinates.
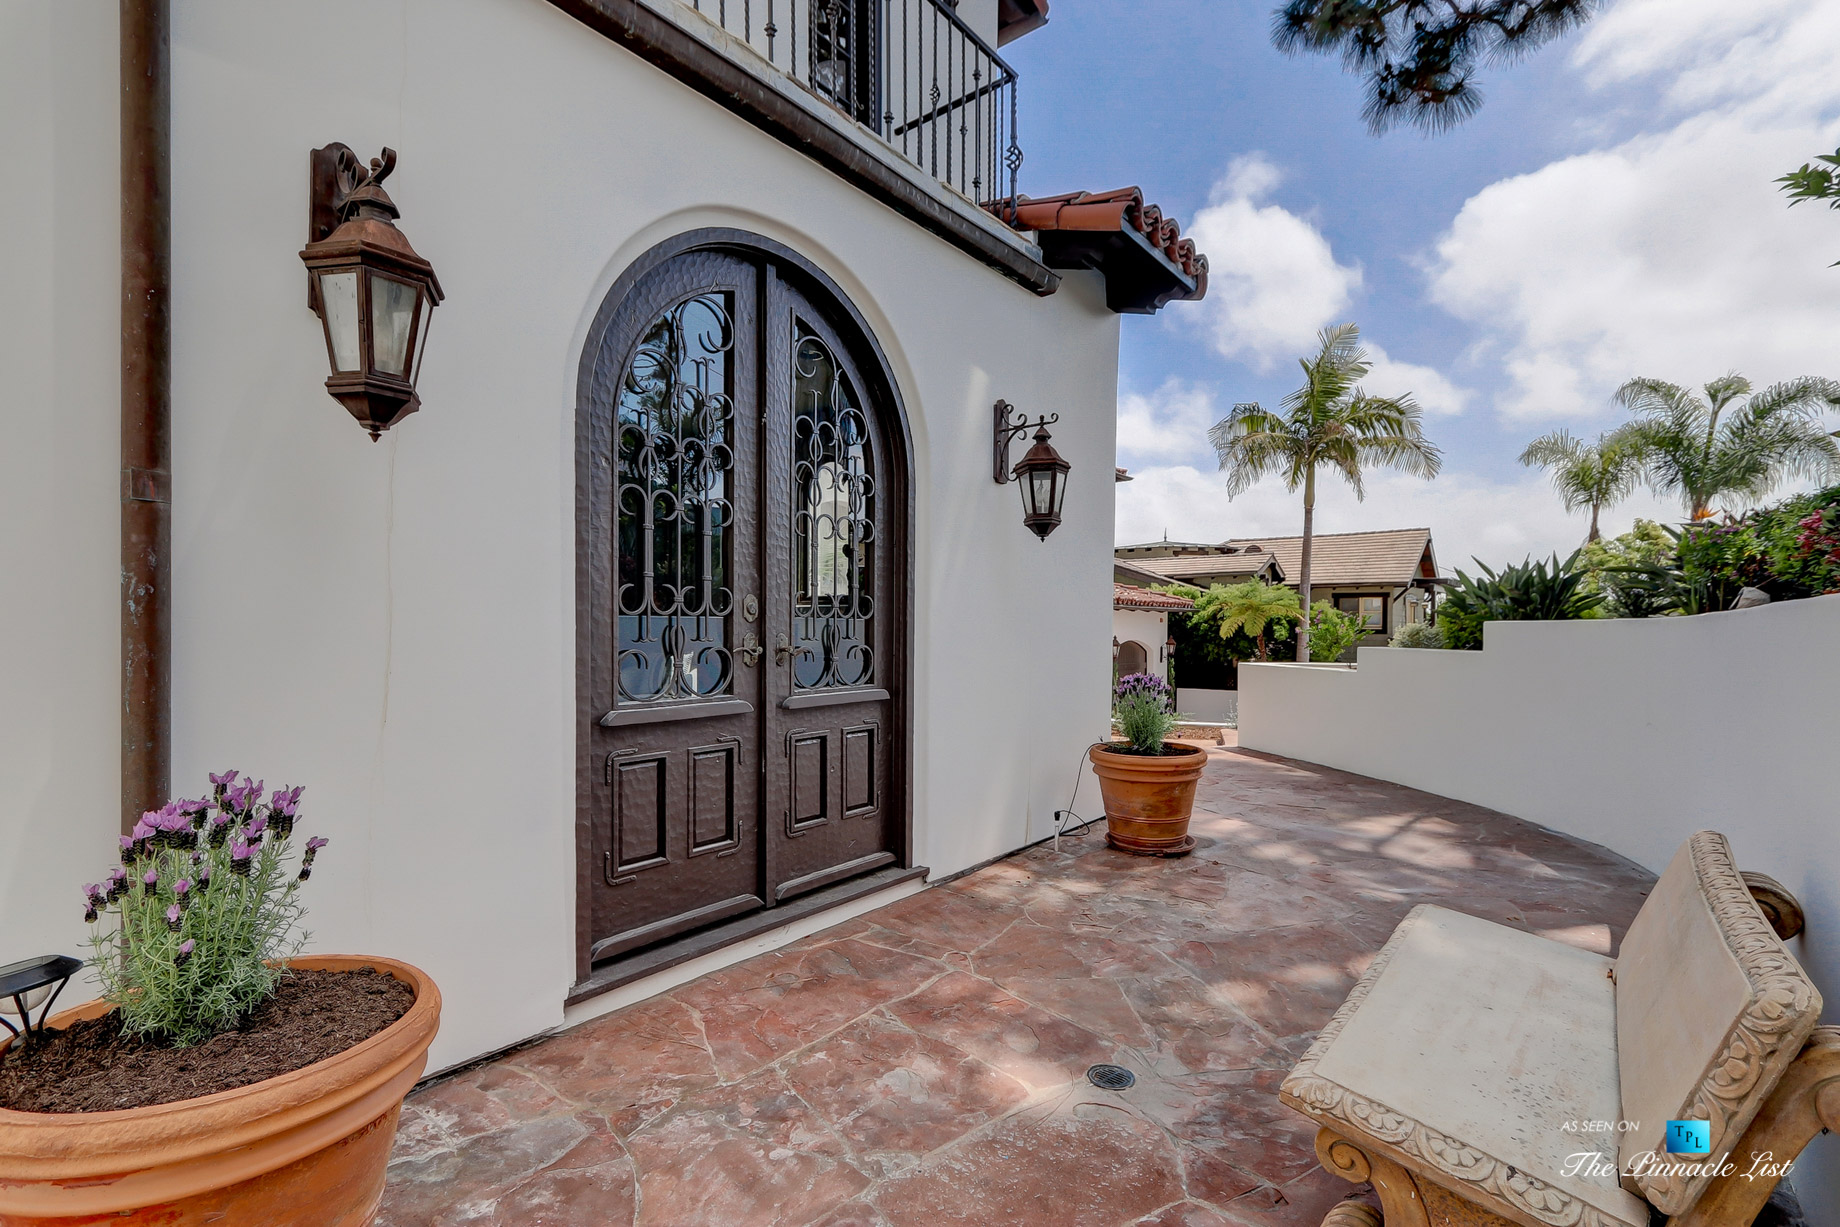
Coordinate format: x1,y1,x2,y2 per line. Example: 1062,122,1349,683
761,274,897,902
582,251,766,962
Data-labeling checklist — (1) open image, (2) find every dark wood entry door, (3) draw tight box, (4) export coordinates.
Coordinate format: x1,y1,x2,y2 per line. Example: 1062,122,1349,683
579,247,899,969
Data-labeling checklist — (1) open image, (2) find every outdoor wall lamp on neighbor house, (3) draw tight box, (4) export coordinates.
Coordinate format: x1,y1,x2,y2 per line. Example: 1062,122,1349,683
992,400,1071,540
299,145,443,440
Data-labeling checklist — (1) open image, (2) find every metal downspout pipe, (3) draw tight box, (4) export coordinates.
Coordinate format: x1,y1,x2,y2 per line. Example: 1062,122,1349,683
120,0,171,834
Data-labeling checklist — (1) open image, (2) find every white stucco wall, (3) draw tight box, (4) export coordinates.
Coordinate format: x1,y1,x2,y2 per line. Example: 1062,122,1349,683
0,2,122,979
1239,597,1840,1221
0,0,1117,1073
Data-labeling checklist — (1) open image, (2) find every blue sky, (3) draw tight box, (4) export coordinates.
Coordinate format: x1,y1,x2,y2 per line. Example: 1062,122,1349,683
1004,1,1840,569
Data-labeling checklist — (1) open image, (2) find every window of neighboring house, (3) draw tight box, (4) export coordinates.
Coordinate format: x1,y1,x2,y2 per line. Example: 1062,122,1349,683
1335,595,1386,633
1116,640,1148,677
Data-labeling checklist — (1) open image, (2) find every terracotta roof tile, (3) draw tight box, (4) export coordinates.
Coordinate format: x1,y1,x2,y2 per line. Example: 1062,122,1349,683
1124,552,1283,582
1000,187,1209,290
1114,583,1194,611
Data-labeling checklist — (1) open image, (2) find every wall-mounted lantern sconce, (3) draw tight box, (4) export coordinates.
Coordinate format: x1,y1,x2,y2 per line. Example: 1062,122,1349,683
993,400,1071,541
300,145,444,440
0,955,82,1049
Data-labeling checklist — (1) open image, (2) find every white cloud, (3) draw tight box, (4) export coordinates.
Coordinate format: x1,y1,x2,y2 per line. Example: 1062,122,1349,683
1115,464,1682,573
1116,378,1218,467
1363,343,1470,416
1186,153,1363,370
1427,5,1840,421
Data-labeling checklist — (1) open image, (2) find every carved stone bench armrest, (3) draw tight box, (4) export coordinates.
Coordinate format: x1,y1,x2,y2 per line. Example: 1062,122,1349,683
1671,1026,1840,1227
1741,871,1805,941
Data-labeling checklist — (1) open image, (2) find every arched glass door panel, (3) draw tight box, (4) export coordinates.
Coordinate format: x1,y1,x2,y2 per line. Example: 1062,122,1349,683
790,325,875,691
615,293,737,705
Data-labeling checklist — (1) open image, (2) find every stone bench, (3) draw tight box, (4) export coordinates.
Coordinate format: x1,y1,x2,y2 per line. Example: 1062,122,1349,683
1280,831,1838,1227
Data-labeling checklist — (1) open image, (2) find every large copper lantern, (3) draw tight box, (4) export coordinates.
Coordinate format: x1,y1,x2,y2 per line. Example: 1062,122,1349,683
300,146,443,440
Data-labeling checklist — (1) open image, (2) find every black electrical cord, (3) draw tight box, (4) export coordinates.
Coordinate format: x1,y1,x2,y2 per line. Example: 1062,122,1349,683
1050,741,1110,851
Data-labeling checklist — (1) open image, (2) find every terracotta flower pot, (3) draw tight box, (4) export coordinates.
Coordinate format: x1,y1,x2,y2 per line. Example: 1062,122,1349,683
1089,742,1208,856
0,955,440,1227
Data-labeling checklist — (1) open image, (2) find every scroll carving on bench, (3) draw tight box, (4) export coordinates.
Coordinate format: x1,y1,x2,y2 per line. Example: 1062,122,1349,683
1278,830,1837,1227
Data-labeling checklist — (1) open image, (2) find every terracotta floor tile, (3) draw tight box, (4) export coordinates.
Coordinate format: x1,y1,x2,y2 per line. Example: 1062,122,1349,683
872,1098,1185,1227
625,1070,870,1227
781,1012,1029,1172
884,970,1116,1091
674,938,943,1080
381,747,1657,1227
503,995,718,1136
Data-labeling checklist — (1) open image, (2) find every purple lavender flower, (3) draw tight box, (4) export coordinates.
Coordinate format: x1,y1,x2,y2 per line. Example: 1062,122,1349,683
270,786,303,838
82,883,103,924
120,834,137,864
175,938,195,968
229,839,253,876
208,811,233,848
299,835,328,881
107,867,129,902
84,903,99,924
246,814,268,839
174,879,192,909
142,869,159,890
165,903,183,931
209,768,238,802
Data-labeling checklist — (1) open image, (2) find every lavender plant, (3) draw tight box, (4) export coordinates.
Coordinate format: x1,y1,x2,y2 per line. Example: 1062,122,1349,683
1112,672,1179,753
81,772,329,1046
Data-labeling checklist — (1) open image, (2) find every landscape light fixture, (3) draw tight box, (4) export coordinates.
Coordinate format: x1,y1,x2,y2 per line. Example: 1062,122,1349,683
0,955,82,1049
300,145,444,440
992,400,1071,540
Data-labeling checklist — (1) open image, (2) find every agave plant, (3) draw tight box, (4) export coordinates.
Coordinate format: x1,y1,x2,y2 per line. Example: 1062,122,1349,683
1438,553,1604,650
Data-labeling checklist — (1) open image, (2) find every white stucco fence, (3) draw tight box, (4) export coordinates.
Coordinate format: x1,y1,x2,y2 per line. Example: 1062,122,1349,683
1239,593,1840,1221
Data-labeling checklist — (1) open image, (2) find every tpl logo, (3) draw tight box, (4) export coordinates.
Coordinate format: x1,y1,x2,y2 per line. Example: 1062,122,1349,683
1666,1120,1711,1155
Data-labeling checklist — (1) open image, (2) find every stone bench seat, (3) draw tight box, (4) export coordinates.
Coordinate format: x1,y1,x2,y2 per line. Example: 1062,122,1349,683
1281,831,1836,1227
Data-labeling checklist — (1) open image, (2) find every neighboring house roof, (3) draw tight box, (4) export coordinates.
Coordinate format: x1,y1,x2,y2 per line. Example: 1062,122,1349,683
1114,583,1193,611
1115,467,1133,483
990,187,1208,314
1220,528,1436,589
1118,551,1280,584
1113,557,1176,588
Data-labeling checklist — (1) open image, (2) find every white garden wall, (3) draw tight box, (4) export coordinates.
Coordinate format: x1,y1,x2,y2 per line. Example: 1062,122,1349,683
1239,595,1840,1221
0,0,1118,1074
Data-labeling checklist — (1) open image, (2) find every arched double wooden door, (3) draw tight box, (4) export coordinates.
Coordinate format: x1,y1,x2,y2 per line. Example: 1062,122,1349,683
576,233,909,976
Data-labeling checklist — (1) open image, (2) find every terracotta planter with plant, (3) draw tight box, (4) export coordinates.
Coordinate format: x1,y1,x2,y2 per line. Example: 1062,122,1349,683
0,774,440,1227
1090,673,1207,856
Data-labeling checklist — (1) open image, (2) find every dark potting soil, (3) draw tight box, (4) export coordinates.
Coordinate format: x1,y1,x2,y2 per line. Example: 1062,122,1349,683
1101,742,1200,757
0,968,415,1114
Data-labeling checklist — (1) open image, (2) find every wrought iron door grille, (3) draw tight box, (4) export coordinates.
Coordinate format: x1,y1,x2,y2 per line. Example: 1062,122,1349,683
614,293,738,703
791,324,875,690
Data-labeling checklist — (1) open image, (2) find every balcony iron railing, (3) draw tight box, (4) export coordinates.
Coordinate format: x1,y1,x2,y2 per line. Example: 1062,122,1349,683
683,0,1022,218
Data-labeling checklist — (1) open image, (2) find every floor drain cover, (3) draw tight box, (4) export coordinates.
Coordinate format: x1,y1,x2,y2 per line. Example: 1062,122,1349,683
1086,1063,1136,1091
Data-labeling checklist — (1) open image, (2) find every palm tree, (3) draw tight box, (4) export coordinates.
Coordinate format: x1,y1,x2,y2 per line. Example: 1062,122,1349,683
1202,580,1300,661
1210,324,1443,662
1614,374,1840,520
1518,428,1644,544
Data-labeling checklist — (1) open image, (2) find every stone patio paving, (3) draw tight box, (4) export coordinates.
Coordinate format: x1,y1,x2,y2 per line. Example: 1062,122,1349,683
375,740,1655,1226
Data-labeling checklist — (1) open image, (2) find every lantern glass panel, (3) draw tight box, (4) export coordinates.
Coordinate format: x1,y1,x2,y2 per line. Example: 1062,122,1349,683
1049,466,1068,516
1029,468,1055,517
318,271,361,371
369,273,419,377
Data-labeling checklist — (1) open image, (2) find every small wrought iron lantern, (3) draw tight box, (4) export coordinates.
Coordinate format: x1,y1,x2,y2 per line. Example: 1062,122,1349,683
0,954,82,1048
993,400,1073,540
299,145,444,440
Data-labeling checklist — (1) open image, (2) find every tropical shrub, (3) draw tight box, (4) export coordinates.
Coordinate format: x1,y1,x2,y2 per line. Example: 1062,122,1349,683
1112,673,1179,754
1438,553,1605,650
1580,520,1679,617
1306,601,1365,662
1203,580,1301,661
1390,620,1444,649
82,772,328,1046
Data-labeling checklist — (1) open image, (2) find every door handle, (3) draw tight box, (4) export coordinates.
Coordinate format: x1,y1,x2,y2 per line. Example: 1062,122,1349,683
775,632,814,667
737,632,763,667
